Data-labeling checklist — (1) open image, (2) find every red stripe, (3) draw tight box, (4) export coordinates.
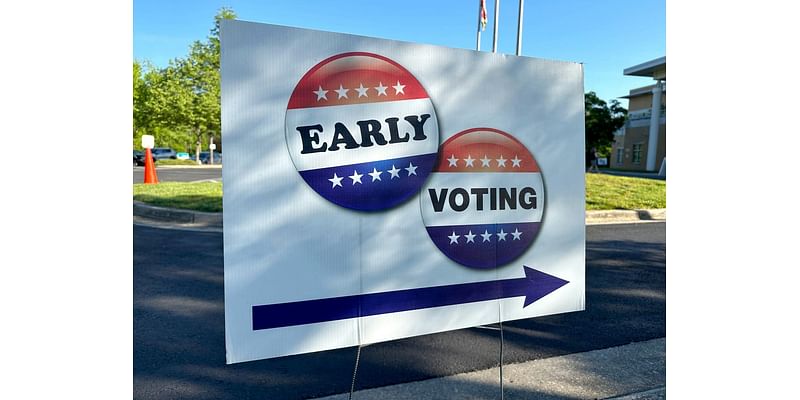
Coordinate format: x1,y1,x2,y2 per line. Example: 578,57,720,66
288,52,429,109
435,128,540,173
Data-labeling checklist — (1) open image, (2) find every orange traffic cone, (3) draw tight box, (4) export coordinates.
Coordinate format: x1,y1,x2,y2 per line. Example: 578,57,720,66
144,148,159,184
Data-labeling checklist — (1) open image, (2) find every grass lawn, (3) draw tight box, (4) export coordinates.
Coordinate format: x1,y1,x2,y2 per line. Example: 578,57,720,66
156,159,200,166
585,173,666,210
133,182,222,212
133,174,665,213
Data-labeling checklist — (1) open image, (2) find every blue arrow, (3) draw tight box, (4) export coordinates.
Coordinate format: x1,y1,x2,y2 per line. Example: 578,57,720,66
252,266,568,330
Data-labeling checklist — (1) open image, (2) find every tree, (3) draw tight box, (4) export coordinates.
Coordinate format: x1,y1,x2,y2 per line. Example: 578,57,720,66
132,8,236,159
133,60,144,135
584,91,627,157
132,60,187,150
165,7,236,162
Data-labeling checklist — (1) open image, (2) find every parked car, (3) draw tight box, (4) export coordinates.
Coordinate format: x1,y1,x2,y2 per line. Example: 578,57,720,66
133,150,154,167
175,152,191,160
152,147,177,160
198,151,222,164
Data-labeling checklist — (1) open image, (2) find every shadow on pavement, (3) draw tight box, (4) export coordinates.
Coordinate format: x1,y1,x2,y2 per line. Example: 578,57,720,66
134,226,664,400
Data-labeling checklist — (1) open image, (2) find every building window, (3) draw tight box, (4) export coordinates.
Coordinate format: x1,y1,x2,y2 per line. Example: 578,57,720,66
616,148,624,165
632,144,643,164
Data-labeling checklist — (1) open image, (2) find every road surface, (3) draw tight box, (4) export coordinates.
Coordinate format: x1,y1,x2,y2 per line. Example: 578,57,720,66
133,166,221,184
133,222,665,399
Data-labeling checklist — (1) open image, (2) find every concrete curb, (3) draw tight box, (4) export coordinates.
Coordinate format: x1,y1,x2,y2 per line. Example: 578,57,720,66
133,201,222,228
133,202,664,230
585,209,665,224
605,386,666,399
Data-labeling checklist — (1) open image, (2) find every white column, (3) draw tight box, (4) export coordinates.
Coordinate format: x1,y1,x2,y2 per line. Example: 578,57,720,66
646,81,663,171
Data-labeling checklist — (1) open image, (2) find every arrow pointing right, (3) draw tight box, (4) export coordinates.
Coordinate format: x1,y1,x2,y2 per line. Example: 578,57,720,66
252,266,568,330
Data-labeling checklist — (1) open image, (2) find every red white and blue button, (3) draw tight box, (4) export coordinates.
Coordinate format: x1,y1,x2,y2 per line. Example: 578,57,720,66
420,128,545,269
285,52,439,211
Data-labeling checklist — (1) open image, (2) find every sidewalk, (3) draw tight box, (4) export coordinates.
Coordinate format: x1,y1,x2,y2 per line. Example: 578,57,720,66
312,338,666,400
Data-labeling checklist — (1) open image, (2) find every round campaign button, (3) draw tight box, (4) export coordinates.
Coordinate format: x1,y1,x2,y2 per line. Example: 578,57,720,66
420,128,545,269
285,52,439,211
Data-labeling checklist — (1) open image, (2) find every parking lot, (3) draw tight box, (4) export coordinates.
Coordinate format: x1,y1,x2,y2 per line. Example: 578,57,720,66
133,166,221,184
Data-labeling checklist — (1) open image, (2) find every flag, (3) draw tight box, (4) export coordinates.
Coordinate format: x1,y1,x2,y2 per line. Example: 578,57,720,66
480,0,488,31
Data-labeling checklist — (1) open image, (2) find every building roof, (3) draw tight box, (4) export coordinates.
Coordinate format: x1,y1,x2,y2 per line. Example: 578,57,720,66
619,84,664,99
624,57,666,79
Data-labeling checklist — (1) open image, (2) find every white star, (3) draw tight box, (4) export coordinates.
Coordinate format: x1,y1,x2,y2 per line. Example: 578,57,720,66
368,168,382,182
328,173,343,188
448,231,460,244
463,154,475,167
314,86,328,101
511,228,523,240
388,165,401,179
349,170,363,184
511,155,522,168
335,84,349,99
375,82,388,96
480,155,492,167
464,230,476,243
480,230,493,242
497,229,508,241
393,80,406,95
405,162,418,176
447,154,459,167
496,155,507,167
355,83,369,98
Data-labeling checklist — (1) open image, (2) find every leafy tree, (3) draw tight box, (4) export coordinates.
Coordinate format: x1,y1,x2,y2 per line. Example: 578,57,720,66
132,60,154,149
585,91,627,157
132,8,236,159
132,60,187,150
159,8,235,161
133,61,143,134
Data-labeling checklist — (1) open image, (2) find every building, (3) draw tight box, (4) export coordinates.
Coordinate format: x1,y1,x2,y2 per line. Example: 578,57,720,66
611,57,666,173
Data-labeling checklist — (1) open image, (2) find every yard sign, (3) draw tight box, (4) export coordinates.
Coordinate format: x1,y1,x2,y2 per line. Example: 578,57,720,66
221,20,585,363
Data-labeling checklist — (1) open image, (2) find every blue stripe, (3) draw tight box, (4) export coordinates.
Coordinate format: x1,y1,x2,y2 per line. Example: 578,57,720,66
425,222,541,269
299,153,438,211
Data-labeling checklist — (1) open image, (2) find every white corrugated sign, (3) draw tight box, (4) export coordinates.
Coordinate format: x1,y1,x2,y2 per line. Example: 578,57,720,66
221,20,585,363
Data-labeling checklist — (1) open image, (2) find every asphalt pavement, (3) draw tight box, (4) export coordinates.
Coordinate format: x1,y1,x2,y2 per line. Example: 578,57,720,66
133,221,665,400
133,166,221,184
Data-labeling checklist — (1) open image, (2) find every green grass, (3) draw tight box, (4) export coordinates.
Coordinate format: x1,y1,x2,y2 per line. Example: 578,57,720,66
585,173,666,210
155,159,199,166
133,174,665,213
133,182,222,212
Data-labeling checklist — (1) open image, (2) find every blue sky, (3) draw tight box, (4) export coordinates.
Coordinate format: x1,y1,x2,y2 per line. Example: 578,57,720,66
134,0,664,104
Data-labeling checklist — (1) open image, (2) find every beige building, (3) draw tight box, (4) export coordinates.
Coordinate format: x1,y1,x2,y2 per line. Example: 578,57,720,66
612,57,666,173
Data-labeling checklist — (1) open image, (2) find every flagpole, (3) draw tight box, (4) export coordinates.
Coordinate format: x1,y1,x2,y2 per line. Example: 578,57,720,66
516,0,524,56
476,0,483,51
492,0,500,53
